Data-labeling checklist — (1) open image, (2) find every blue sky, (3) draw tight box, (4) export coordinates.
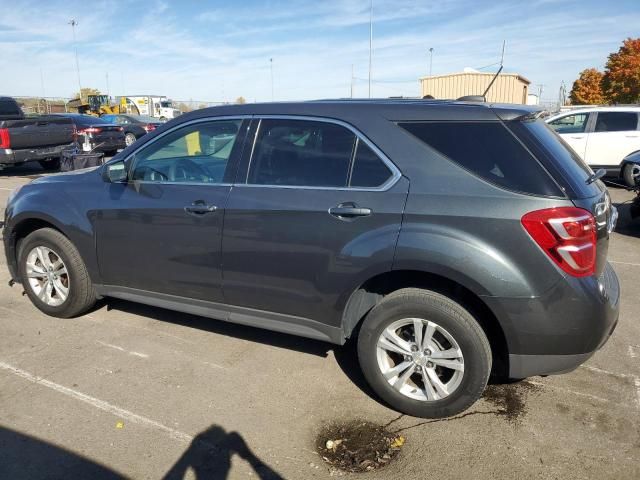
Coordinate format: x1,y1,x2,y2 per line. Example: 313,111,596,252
1,0,639,103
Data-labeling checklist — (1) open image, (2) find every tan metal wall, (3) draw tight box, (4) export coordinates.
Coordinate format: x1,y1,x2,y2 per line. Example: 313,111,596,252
421,73,529,104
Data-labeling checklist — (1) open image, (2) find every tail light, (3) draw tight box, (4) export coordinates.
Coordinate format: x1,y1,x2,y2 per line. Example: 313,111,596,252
77,127,102,135
143,124,156,132
0,128,10,148
521,207,596,277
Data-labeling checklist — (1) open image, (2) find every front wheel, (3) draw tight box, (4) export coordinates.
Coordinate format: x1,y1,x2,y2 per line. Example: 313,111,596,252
18,228,96,318
623,163,640,187
357,288,492,418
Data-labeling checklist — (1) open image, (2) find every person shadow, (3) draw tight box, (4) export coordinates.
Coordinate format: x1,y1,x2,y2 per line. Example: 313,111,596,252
162,425,285,480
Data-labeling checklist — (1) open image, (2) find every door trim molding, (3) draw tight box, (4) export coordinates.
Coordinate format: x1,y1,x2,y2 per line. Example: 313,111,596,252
93,284,345,345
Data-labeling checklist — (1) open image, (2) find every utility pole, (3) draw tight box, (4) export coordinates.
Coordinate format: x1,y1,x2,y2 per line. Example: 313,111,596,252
69,19,82,101
350,64,354,98
428,47,434,77
368,0,373,98
106,72,110,98
270,58,274,101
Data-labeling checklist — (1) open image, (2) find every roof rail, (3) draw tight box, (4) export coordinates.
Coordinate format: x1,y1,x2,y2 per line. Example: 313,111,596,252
457,95,486,102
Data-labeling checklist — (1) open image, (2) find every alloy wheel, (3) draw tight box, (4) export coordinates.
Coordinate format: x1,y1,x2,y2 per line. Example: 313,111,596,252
376,318,464,401
25,246,70,307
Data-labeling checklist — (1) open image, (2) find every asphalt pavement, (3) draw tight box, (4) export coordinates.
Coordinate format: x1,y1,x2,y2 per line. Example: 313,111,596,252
1,162,638,479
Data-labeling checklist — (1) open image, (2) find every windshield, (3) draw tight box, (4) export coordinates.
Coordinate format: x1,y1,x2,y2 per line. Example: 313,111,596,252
160,101,172,108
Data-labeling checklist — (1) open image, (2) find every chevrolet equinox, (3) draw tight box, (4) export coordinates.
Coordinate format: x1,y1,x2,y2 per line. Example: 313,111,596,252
2,100,620,418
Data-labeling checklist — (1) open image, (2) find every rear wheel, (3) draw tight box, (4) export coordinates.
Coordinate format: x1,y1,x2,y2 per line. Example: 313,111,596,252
18,228,96,318
623,163,640,187
125,133,137,146
357,288,492,418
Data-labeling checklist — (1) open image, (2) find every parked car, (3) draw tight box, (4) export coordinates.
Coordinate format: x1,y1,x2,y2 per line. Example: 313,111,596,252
2,100,619,418
55,114,125,156
546,106,640,185
100,114,163,147
0,96,75,170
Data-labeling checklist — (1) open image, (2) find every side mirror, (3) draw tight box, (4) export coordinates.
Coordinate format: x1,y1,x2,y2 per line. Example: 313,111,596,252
102,161,128,183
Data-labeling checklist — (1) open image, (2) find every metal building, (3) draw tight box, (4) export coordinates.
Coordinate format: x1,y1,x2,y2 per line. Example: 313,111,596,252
420,72,531,104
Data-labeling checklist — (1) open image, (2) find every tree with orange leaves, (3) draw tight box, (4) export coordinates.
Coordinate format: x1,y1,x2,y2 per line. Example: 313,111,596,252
569,68,605,105
602,38,640,104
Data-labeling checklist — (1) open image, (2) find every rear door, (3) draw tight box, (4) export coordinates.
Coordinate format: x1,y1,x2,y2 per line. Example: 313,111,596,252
547,112,590,159
585,112,640,167
221,117,408,328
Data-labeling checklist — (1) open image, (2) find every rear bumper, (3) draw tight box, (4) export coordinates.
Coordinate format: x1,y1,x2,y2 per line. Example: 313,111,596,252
0,144,74,166
483,262,620,378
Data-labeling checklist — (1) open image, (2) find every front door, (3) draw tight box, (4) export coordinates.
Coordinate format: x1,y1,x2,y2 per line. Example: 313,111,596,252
95,118,248,302
222,117,408,328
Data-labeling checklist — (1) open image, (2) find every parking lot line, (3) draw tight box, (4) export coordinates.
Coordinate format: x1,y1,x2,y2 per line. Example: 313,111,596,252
609,260,640,267
95,340,149,359
0,360,193,444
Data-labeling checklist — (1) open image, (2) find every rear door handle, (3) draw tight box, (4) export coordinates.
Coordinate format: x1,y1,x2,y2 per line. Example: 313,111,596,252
329,203,372,219
184,201,217,215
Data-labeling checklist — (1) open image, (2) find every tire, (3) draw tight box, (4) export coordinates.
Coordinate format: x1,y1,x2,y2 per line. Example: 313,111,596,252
623,163,640,187
357,288,492,418
38,158,60,171
18,228,96,318
125,133,137,146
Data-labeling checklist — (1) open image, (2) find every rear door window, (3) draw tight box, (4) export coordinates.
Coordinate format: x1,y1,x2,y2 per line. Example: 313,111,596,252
247,119,356,187
350,140,393,188
594,112,638,132
398,121,562,196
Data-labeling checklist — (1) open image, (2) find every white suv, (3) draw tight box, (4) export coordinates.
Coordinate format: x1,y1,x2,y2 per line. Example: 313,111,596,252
546,106,640,185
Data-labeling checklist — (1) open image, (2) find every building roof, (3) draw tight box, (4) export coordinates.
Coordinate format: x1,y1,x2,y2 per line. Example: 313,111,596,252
419,71,531,85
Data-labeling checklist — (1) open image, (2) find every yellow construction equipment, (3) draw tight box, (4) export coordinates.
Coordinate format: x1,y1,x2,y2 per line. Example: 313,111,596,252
67,95,127,116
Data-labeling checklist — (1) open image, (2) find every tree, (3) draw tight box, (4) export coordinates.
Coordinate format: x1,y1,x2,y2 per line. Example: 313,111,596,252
602,37,640,104
569,68,605,105
70,87,101,102
235,96,246,104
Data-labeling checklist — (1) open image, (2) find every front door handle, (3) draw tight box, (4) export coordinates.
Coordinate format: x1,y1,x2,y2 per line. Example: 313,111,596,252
329,202,372,220
184,201,217,215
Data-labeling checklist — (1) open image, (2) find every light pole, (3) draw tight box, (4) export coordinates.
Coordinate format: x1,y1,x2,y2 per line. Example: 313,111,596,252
69,19,82,101
270,58,274,102
368,0,373,98
428,47,434,77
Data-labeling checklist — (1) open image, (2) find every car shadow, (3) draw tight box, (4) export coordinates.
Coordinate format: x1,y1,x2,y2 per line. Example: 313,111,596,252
612,198,640,239
0,162,51,178
0,425,125,479
104,298,385,408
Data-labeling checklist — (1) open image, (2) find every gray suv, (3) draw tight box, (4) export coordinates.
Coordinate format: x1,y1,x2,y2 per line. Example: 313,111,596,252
1,100,620,418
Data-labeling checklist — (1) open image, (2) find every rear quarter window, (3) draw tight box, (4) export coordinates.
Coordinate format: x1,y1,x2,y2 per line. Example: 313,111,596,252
0,99,22,116
398,121,563,197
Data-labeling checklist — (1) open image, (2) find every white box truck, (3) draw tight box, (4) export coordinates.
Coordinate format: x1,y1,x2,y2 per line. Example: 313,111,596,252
119,96,181,121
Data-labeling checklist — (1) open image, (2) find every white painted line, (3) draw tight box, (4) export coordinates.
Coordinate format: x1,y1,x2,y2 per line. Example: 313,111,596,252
609,260,640,267
628,345,638,359
0,361,193,443
581,365,635,380
635,378,640,409
96,340,149,359
0,187,14,191
526,380,611,404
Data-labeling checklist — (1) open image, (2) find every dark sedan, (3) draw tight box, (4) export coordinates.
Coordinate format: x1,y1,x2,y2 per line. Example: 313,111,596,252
100,114,163,147
55,114,125,156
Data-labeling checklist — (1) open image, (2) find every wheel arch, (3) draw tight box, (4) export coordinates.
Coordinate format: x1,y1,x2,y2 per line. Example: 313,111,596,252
341,269,510,378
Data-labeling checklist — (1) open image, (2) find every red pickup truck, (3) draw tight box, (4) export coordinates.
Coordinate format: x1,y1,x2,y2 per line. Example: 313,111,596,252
0,96,75,171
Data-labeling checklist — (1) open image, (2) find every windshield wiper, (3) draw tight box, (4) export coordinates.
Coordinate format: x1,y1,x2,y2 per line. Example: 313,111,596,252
586,168,606,185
